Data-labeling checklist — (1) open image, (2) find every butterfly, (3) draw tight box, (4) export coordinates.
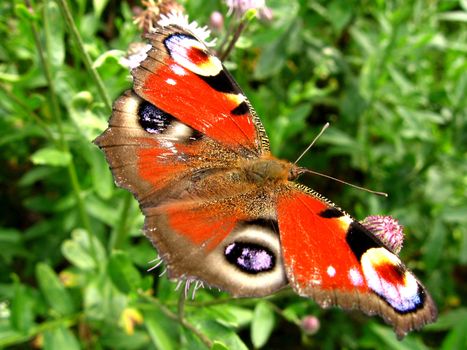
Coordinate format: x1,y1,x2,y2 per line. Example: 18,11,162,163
94,22,437,338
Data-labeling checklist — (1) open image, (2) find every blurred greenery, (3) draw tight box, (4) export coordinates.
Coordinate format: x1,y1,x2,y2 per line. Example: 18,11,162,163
1,0,466,349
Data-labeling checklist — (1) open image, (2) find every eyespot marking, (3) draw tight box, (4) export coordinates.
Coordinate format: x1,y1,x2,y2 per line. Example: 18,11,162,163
138,100,202,142
164,33,222,77
138,101,173,134
361,247,425,313
224,242,275,274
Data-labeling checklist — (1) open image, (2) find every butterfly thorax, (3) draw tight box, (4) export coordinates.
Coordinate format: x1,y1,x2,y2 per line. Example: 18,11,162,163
242,157,298,185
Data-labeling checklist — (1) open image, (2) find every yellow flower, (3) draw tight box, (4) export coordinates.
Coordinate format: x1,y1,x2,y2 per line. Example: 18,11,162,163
120,308,144,335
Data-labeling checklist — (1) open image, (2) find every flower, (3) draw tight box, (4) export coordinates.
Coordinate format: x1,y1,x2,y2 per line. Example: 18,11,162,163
226,0,266,16
120,308,144,335
158,10,216,46
210,11,224,32
361,215,404,254
301,315,320,335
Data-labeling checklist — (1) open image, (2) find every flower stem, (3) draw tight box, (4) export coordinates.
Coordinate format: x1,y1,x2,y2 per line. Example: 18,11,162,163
56,0,112,112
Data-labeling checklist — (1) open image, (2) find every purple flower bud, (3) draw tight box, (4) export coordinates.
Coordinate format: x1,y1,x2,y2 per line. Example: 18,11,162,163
301,315,320,335
225,0,267,17
210,11,224,32
361,215,404,254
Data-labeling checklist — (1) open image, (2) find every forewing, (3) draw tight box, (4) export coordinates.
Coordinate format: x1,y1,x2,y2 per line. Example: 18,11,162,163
94,91,242,207
277,185,437,338
132,25,269,156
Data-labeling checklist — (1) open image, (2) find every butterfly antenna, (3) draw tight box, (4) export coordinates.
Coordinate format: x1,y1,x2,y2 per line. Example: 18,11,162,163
301,168,388,197
294,123,387,197
294,122,330,166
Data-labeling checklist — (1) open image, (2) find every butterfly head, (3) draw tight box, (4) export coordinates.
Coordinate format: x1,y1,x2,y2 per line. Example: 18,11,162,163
242,157,302,185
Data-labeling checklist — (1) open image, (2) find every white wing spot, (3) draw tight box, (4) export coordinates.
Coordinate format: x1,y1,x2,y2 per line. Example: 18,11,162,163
166,78,176,85
171,64,187,76
327,265,336,277
348,267,364,286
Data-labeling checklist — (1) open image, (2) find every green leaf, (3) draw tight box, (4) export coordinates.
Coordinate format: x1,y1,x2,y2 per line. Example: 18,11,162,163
250,301,275,349
108,251,142,294
144,311,176,350
10,283,34,333
61,229,106,270
211,341,229,350
30,148,71,167
425,308,467,331
441,322,467,350
43,326,81,350
93,0,110,18
36,263,75,316
43,0,65,67
198,320,247,350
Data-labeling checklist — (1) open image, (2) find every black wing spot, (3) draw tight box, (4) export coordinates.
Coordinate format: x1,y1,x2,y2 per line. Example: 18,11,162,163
224,242,275,274
231,101,249,116
138,101,174,134
346,222,382,260
200,71,237,94
319,208,343,218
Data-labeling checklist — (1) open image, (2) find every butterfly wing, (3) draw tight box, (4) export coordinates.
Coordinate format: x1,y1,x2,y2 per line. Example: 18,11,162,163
94,25,287,294
143,187,288,297
95,24,269,207
132,25,269,155
276,185,437,338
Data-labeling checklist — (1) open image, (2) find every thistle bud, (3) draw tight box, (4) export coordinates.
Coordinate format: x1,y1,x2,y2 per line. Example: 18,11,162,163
361,215,404,254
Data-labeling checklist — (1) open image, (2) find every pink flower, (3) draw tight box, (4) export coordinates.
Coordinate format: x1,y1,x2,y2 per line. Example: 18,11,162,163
210,11,224,32
301,315,320,335
361,215,404,254
225,0,268,17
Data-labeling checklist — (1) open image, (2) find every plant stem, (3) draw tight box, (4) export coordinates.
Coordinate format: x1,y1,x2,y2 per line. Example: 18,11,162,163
139,293,213,349
27,0,99,266
110,192,133,251
56,0,112,112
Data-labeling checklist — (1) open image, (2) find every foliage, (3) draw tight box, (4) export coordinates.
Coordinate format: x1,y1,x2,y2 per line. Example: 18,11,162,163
1,0,466,349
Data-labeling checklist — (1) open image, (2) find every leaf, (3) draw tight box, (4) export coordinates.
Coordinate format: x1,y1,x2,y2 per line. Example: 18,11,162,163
31,148,71,167
43,326,81,350
437,11,467,22
425,308,467,331
144,311,176,350
0,228,25,263
36,263,75,316
93,0,110,18
211,341,229,350
61,229,106,270
108,251,142,294
10,283,34,333
441,322,467,350
197,320,248,350
250,301,275,349
43,0,65,67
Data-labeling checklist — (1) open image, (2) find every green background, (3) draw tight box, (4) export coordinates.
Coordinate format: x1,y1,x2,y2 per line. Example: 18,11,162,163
1,0,466,348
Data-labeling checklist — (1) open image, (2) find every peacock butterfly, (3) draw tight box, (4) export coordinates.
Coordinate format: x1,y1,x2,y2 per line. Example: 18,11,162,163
94,20,437,338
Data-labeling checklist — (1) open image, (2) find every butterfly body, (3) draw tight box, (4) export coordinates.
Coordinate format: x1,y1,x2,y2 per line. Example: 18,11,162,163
95,23,437,338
